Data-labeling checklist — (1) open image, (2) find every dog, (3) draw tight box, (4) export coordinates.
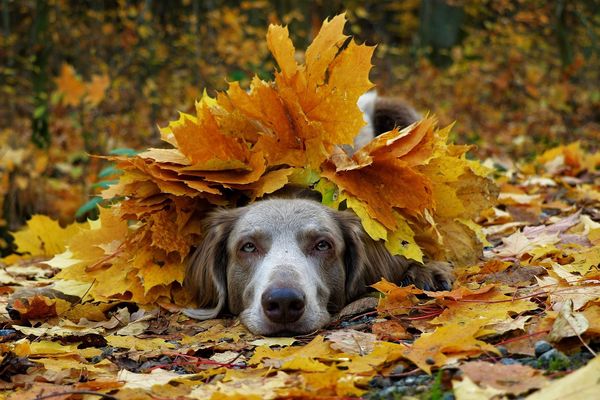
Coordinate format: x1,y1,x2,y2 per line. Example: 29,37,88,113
184,198,453,335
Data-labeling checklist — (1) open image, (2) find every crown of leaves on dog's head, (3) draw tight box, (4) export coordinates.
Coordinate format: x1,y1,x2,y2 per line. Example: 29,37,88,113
106,13,496,266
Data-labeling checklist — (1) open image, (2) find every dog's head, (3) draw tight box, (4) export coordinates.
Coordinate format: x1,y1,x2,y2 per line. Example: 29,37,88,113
184,199,375,335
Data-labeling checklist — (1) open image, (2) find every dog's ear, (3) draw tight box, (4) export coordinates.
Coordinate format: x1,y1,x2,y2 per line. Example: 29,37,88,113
335,210,410,302
334,211,371,302
183,207,242,320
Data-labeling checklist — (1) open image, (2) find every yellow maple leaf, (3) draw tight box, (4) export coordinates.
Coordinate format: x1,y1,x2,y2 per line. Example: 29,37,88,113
106,335,176,351
249,335,334,367
430,286,539,330
10,215,86,258
403,320,500,374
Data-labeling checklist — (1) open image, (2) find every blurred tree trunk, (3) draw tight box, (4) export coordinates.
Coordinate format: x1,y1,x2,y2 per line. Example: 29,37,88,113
30,0,50,148
192,0,203,87
418,0,464,68
2,0,15,125
554,0,573,69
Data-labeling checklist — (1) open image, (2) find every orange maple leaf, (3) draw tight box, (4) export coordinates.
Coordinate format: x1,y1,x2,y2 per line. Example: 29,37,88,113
55,64,86,106
85,74,110,106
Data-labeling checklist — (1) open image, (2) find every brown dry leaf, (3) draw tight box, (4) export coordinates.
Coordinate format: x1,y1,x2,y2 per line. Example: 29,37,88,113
459,361,548,396
11,295,71,321
547,299,589,342
494,230,560,258
371,319,412,340
327,329,377,355
184,321,251,344
6,382,80,400
334,294,378,320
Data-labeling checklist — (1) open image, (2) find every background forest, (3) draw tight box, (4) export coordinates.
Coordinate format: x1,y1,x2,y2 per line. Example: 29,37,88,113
0,0,598,251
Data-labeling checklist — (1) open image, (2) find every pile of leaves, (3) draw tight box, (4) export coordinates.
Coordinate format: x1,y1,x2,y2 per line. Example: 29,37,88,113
1,13,599,400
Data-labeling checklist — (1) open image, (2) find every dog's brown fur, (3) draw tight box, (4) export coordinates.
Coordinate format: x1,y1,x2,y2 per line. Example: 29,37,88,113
372,97,421,135
354,93,421,150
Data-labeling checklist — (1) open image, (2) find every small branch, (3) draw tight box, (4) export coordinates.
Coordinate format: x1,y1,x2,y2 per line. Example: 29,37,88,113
35,391,117,400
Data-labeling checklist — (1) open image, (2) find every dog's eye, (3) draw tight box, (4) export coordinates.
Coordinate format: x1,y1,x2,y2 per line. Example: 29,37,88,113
240,242,257,253
315,240,332,251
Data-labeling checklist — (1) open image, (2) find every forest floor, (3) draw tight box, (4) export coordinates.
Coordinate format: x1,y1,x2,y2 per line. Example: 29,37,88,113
1,141,599,400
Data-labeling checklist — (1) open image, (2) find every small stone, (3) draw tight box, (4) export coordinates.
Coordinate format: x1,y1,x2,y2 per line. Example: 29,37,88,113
500,358,518,365
379,386,397,397
534,340,553,357
520,357,538,368
496,345,509,357
370,376,392,388
426,357,436,365
404,376,417,385
442,394,456,400
390,364,405,375
538,348,570,369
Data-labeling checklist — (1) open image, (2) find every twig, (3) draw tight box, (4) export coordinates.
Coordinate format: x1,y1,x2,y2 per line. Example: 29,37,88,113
35,391,117,400
387,367,421,378
494,330,549,346
563,313,598,357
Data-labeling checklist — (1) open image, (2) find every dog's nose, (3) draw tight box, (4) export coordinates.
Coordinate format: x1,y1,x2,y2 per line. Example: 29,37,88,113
261,287,305,323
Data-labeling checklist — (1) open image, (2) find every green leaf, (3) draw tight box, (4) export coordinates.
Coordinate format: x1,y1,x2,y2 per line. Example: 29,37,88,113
34,105,47,119
109,148,138,157
75,197,103,219
91,180,119,190
98,165,122,179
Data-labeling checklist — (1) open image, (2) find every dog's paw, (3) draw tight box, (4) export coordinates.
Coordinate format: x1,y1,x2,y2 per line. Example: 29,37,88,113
401,261,454,291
